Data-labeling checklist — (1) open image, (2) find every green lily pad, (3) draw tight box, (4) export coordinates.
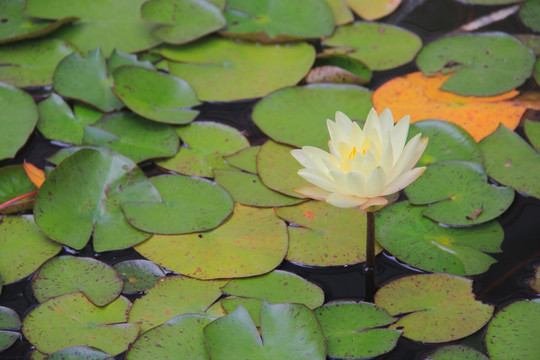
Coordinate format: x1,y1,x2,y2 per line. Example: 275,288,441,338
24,0,161,54
485,299,540,360
134,204,288,279
141,0,225,44
315,301,400,359
162,37,315,101
224,146,259,174
346,0,402,20
375,274,494,342
324,0,354,25
112,260,165,293
34,148,161,252
32,256,123,306
0,83,38,160
480,124,540,198
0,165,37,214
107,50,155,76
405,161,514,226
252,84,372,149
126,314,213,360
275,200,379,266
220,0,334,43
45,346,114,360
0,306,21,352
376,201,503,275
534,57,540,86
306,54,372,85
516,34,540,55
426,345,489,360
82,112,179,163
0,329,19,353
0,38,77,87
112,66,200,124
53,49,123,112
520,0,540,32
416,32,535,96
157,121,250,177
122,174,234,234
127,275,224,332
22,293,140,355
408,120,483,166
214,169,304,207
0,215,61,284
204,303,326,360
323,22,422,71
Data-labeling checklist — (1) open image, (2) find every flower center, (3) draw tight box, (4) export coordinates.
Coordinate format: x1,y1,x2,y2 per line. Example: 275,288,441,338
348,146,357,160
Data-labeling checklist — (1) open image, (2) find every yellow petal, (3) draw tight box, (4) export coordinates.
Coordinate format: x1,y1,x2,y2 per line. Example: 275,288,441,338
379,108,395,139
359,196,388,210
364,166,387,197
382,166,426,195
327,193,369,208
298,169,338,192
387,133,421,183
390,114,410,163
294,186,331,201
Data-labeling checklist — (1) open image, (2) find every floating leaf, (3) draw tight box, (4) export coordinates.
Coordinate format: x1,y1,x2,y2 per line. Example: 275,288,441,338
325,0,354,25
426,345,489,360
34,148,161,252
0,306,21,352
516,33,540,55
346,0,402,20
113,260,165,294
252,84,372,149
46,346,114,360
224,146,259,174
479,124,540,198
134,204,288,279
107,50,154,77
306,54,372,85
0,165,37,214
528,265,540,293
161,37,315,101
416,32,535,96
519,0,540,32
535,57,540,85
375,274,494,342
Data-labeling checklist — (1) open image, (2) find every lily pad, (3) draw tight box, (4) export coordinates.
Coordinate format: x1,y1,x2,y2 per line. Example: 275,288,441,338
416,32,535,96
0,306,21,352
157,121,250,177
45,346,114,360
479,124,540,198
34,148,161,252
224,146,260,174
220,0,334,43
252,84,372,149
520,0,540,32
535,57,540,86
375,274,494,342
107,50,155,76
113,260,166,293
0,165,37,214
32,256,123,306
315,301,400,359
112,66,200,124
22,293,140,355
53,49,124,112
204,303,326,360
122,174,234,234
324,0,354,25
82,112,179,163
426,345,489,360
127,275,224,332
376,201,503,275
346,0,402,20
161,37,315,101
0,38,77,87
528,265,540,293
485,299,540,360
323,22,422,71
134,204,288,279
405,161,514,226
0,215,61,284
126,314,213,360
0,83,38,160
306,54,372,85
141,0,225,44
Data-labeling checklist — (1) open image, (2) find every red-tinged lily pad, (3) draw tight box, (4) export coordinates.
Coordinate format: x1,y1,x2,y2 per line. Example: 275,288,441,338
376,201,503,275
485,299,540,360
315,301,400,359
122,174,234,234
346,0,402,20
520,0,540,32
31,256,123,306
134,204,288,279
113,260,165,294
224,146,260,174
426,345,489,360
204,303,326,360
34,148,161,252
126,314,213,360
0,165,38,214
46,346,114,360
0,215,61,284
375,274,494,343
0,306,21,352
127,276,225,333
479,124,540,198
22,293,140,355
404,161,514,226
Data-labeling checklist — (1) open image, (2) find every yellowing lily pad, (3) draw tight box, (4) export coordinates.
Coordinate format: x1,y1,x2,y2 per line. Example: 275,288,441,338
325,0,354,25
375,274,494,342
346,0,402,20
113,260,165,294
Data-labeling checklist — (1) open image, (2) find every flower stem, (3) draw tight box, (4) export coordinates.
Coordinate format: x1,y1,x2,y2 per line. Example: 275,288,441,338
0,190,38,209
365,211,376,302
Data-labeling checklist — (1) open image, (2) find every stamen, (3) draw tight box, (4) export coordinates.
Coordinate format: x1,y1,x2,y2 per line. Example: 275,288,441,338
348,146,357,160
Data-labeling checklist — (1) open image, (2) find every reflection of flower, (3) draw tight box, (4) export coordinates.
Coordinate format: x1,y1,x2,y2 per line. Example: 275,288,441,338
291,108,428,210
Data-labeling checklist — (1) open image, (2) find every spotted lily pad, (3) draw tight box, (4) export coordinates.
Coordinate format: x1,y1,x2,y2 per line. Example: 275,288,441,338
426,345,489,360
252,84,372,149
479,124,540,198
122,174,234,234
376,201,503,275
520,0,540,32
315,301,400,359
0,165,38,214
135,204,288,279
416,32,535,96
204,303,326,360
376,274,493,342
113,260,165,293
346,0,402,20
46,346,114,360
34,148,161,252
162,37,315,101
22,293,140,355
0,306,21,352
32,256,123,306
224,146,259,173
112,66,200,124
405,161,514,226
0,215,61,284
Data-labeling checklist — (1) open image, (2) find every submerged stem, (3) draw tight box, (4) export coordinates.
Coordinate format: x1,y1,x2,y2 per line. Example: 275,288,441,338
365,211,376,302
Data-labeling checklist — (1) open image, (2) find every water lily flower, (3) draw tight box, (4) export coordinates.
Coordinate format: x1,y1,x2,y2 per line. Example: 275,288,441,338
291,108,428,210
